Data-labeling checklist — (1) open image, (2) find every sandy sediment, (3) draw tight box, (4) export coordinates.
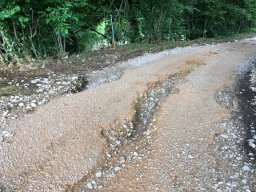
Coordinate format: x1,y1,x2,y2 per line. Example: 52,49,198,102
1,40,256,191
85,40,256,191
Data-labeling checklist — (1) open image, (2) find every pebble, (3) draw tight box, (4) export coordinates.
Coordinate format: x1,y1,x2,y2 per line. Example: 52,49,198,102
25,106,32,112
106,153,111,158
248,139,256,148
115,140,121,145
242,179,247,184
114,167,121,172
0,74,87,144
1,45,256,191
188,154,195,159
3,111,8,117
31,79,40,84
119,156,125,164
0,130,15,142
220,134,229,139
31,103,37,108
86,182,93,189
96,171,103,178
242,165,250,172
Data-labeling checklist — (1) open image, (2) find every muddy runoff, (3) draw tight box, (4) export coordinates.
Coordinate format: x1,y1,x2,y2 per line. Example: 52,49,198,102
69,70,190,191
236,59,256,159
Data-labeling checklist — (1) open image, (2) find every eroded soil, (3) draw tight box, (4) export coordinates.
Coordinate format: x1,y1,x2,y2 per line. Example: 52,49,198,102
1,38,256,191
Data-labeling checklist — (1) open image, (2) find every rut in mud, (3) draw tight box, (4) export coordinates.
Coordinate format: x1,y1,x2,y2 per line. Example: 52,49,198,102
2,39,256,192
132,74,181,138
71,71,190,191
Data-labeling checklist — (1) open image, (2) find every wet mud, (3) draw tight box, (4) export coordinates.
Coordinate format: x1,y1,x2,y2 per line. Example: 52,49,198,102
132,75,181,138
71,73,187,191
236,60,256,157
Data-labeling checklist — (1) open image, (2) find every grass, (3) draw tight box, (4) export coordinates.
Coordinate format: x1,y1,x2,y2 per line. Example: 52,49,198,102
0,82,22,97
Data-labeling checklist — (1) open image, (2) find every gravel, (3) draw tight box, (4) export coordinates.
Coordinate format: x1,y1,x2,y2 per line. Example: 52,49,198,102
1,38,256,191
76,38,256,191
0,74,87,144
86,45,201,89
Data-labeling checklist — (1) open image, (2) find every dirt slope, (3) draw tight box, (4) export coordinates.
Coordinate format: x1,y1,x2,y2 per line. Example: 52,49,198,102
1,39,256,191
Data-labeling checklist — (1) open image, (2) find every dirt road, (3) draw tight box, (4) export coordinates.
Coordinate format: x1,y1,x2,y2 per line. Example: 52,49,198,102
1,39,256,191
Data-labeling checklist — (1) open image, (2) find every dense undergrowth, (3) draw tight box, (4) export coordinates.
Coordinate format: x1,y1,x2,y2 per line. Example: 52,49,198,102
0,32,255,74
0,0,255,67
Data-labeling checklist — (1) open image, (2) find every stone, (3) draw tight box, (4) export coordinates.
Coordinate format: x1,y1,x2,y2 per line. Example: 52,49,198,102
188,155,195,159
248,139,256,148
71,76,88,93
106,153,111,158
86,182,93,190
3,111,8,117
115,140,121,145
119,156,125,164
242,165,250,172
96,171,102,178
220,134,229,139
114,167,121,172
31,103,37,108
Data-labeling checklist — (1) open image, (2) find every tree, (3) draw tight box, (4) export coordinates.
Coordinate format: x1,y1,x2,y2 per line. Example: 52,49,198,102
0,0,255,65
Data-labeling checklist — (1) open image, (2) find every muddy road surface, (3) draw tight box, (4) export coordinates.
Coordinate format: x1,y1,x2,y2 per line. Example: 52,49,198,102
1,39,256,192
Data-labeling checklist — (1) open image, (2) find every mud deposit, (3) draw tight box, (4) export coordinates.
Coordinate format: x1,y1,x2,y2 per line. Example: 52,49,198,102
71,74,184,191
2,39,256,191
236,60,256,157
132,75,181,138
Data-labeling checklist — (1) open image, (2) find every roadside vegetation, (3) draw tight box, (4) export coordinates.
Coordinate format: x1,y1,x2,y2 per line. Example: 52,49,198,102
0,0,256,68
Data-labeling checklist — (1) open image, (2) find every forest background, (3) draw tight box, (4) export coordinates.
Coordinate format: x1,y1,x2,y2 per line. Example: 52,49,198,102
0,0,255,66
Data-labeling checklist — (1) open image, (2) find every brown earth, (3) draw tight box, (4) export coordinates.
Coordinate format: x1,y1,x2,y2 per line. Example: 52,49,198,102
1,39,256,191
95,42,256,191
0,49,144,81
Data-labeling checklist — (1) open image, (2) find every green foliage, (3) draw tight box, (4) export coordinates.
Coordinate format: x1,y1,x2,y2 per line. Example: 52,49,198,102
0,0,255,65
46,3,75,36
0,5,20,21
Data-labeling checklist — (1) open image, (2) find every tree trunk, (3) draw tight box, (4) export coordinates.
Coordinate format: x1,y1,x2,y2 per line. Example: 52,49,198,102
203,19,208,38
12,19,18,40
126,0,140,43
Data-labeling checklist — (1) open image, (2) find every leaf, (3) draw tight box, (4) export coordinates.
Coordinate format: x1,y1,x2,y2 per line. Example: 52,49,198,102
64,28,68,35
